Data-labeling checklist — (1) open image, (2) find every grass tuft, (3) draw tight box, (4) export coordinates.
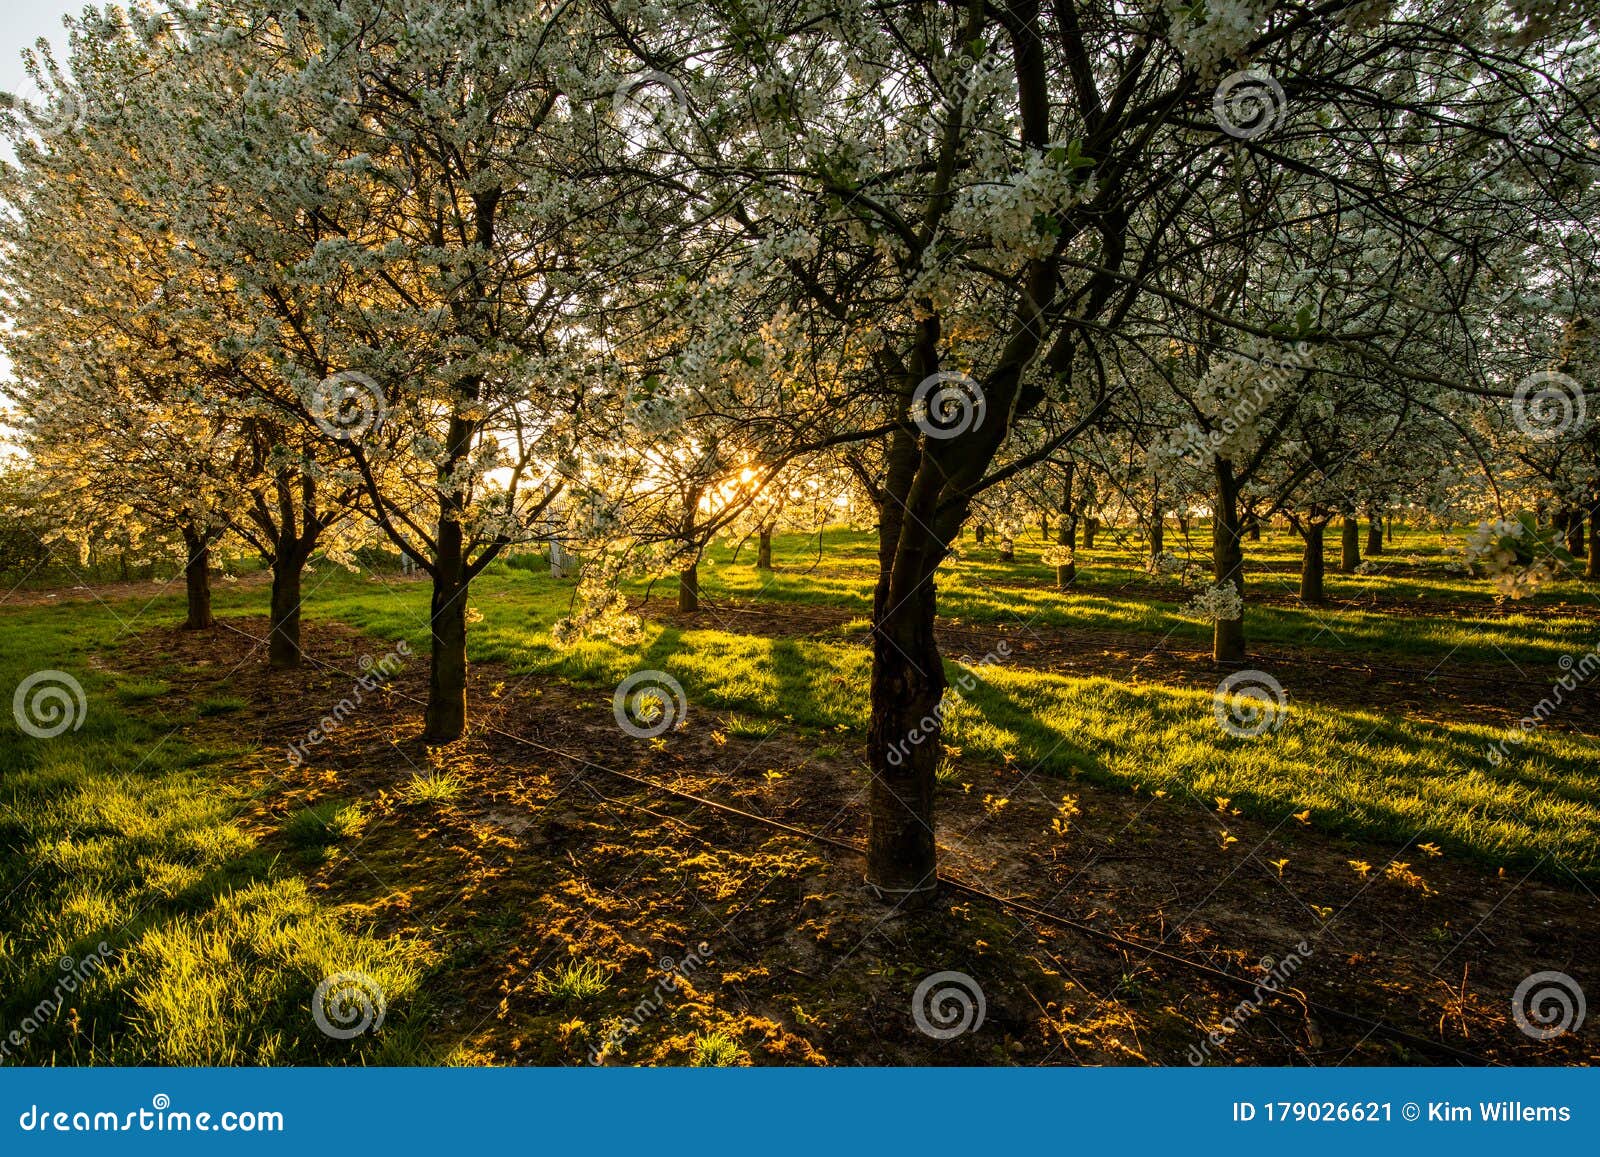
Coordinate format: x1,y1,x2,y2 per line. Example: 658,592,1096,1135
533,959,610,1002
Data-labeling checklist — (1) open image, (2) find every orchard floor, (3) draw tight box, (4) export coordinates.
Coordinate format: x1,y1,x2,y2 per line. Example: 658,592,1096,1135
2,526,1598,1065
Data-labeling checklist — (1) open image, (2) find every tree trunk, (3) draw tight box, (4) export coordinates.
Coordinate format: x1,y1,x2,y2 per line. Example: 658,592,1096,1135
424,518,469,743
757,529,772,570
1587,499,1600,582
974,523,986,544
180,527,214,630
1212,458,1245,664
866,549,941,902
1149,497,1164,559
997,538,1014,562
1366,516,1384,555
268,547,307,668
678,562,699,612
1589,499,1600,580
1301,523,1327,603
1564,507,1584,558
1340,516,1360,573
1082,517,1097,549
1245,512,1260,541
1057,470,1078,588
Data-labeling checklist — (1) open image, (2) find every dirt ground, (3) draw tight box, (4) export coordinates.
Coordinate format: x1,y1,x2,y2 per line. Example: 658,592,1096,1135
116,615,1598,1066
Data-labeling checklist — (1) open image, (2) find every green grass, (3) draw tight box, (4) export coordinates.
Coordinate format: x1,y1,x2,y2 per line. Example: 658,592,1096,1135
673,525,1599,668
296,528,1600,876
397,769,468,806
533,959,610,1002
0,602,430,1064
690,1030,747,1066
3,519,1598,1067
284,800,367,849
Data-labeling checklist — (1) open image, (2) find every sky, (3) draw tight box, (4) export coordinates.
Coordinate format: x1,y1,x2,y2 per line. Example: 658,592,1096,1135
1,0,85,427
2,0,82,107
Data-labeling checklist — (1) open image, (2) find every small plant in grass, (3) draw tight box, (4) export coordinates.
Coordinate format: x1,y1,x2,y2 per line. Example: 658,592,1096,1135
284,800,365,848
196,695,248,717
690,1031,745,1066
534,959,609,1002
1050,794,1081,838
399,770,466,806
